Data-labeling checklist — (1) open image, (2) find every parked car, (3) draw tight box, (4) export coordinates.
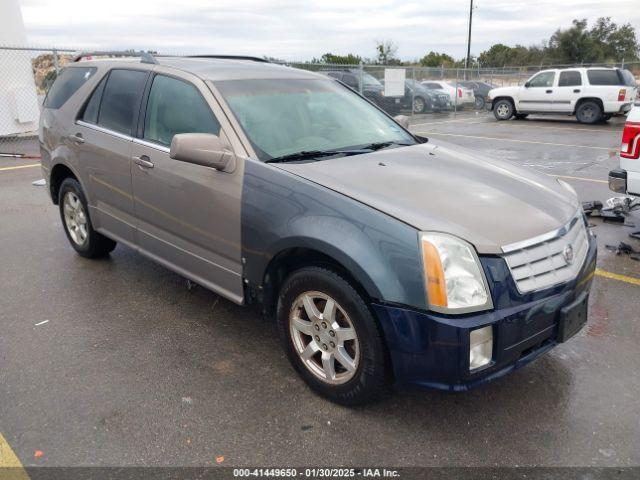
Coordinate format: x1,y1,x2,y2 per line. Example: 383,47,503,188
459,81,495,109
40,53,597,405
421,80,475,108
321,69,400,114
380,79,451,113
488,67,638,123
609,102,640,195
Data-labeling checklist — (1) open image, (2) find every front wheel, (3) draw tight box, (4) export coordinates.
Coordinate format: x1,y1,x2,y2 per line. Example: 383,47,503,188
276,267,390,405
576,101,602,124
59,178,117,258
493,99,514,120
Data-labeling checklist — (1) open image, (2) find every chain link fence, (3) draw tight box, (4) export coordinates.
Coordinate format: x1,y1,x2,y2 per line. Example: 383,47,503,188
1,45,638,158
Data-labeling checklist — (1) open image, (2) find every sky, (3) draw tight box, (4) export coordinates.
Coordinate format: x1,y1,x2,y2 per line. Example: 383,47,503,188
16,0,640,61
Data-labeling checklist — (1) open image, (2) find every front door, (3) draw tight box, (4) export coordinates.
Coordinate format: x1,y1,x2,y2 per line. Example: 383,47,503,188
517,71,556,112
130,73,244,303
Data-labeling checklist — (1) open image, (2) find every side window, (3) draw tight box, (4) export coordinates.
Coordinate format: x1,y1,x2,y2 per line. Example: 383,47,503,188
587,70,622,86
143,75,221,146
559,71,582,87
342,74,358,89
425,83,439,89
98,69,148,135
81,75,107,124
528,72,555,88
44,67,96,109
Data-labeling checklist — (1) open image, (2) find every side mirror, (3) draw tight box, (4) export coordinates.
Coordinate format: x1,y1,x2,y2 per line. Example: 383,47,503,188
524,81,531,88
394,115,410,129
170,133,233,171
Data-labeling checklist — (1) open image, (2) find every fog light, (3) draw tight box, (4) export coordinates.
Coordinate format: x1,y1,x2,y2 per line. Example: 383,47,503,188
469,326,493,371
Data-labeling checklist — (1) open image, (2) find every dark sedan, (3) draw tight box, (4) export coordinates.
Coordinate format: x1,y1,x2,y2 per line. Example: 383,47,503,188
459,81,496,109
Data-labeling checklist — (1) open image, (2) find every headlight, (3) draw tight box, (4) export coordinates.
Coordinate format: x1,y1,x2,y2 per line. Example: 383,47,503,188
420,232,493,313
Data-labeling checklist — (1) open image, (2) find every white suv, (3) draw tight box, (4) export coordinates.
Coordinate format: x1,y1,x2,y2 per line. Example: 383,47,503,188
488,68,637,124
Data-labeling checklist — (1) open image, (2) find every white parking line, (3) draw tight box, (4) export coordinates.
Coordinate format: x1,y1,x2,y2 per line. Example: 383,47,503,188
410,116,486,128
491,122,621,134
413,131,616,150
551,174,608,184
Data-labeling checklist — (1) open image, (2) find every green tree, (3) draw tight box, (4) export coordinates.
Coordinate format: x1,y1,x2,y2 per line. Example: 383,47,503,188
312,53,362,64
590,17,639,61
375,40,400,65
419,51,455,67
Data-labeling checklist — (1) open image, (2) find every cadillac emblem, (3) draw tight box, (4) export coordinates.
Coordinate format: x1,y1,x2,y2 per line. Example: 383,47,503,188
563,244,574,265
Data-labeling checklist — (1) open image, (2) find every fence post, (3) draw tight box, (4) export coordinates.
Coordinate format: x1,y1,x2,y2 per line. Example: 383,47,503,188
411,67,415,117
358,62,363,95
53,48,59,74
454,68,458,116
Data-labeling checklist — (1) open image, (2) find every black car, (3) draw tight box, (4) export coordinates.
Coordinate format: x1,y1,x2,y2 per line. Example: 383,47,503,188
459,81,495,109
321,69,401,114
405,79,451,113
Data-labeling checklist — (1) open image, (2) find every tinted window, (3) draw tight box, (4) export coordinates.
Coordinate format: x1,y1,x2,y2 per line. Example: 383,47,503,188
559,71,582,87
44,67,96,109
620,70,637,87
81,75,107,124
528,71,555,87
424,83,439,89
98,69,148,135
144,75,220,146
587,70,622,85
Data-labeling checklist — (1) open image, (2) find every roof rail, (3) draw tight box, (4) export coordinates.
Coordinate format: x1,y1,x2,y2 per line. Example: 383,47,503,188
72,50,158,65
185,55,269,63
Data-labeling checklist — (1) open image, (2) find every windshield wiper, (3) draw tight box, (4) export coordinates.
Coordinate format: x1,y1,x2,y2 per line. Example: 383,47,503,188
358,141,414,151
265,149,365,164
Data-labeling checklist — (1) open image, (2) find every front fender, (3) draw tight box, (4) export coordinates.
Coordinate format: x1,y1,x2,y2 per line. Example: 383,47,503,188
241,159,426,310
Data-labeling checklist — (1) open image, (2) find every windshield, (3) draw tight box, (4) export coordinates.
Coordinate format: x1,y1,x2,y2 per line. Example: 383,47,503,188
361,72,383,88
214,78,416,161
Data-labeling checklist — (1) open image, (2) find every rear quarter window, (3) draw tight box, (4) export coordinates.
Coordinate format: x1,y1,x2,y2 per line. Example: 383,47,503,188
97,69,148,135
43,67,96,109
587,70,622,86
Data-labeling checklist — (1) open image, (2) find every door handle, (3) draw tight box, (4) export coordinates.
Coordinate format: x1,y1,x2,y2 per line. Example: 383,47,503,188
133,155,154,169
573,89,581,93
545,90,553,94
68,133,84,144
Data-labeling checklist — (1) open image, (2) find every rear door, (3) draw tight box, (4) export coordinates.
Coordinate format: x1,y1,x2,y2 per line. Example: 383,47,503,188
553,70,583,112
130,72,244,303
517,71,556,112
73,68,149,245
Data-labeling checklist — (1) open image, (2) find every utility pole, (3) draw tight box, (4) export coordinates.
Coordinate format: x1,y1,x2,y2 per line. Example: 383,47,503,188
464,0,474,79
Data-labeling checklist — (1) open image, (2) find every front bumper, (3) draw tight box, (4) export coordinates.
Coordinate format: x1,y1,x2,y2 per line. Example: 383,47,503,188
372,234,597,391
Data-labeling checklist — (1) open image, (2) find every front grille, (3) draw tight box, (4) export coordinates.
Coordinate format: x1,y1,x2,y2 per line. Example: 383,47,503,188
502,212,589,294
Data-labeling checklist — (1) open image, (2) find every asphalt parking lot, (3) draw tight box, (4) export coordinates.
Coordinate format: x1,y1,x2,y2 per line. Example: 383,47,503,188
1,112,640,470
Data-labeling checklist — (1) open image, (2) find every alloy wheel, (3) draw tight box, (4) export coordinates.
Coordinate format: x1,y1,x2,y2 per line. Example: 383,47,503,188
289,291,359,385
63,191,88,246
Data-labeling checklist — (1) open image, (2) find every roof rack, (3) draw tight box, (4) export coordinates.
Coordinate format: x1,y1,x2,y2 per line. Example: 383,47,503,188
185,55,269,63
72,50,158,65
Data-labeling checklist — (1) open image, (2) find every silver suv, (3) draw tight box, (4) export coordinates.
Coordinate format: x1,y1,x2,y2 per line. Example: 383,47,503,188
40,52,597,405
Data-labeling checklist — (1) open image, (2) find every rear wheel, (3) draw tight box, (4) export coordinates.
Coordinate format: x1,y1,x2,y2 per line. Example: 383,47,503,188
576,101,602,124
493,99,514,120
58,178,116,258
276,267,390,405
474,95,485,109
413,96,426,114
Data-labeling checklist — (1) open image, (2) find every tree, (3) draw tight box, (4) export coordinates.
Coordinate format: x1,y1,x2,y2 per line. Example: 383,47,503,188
547,19,597,63
312,53,362,64
375,40,400,65
419,51,455,67
590,17,639,61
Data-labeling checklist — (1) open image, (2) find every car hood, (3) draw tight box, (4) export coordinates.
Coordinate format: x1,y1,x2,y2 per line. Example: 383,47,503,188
489,86,520,98
274,141,580,254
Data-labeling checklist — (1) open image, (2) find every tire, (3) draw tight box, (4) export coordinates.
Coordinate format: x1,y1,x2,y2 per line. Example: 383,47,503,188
493,99,514,120
58,178,117,258
514,113,529,120
413,96,426,114
276,266,390,405
474,95,485,110
576,101,602,124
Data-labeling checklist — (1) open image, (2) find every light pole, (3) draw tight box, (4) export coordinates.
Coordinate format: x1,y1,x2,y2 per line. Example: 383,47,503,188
464,0,474,79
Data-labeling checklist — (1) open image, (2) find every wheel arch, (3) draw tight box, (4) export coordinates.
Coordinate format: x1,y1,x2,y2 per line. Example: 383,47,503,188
49,162,81,205
491,96,516,112
573,97,604,115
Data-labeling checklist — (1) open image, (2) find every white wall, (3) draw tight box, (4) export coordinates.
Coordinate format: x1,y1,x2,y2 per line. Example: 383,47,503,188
0,0,40,136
